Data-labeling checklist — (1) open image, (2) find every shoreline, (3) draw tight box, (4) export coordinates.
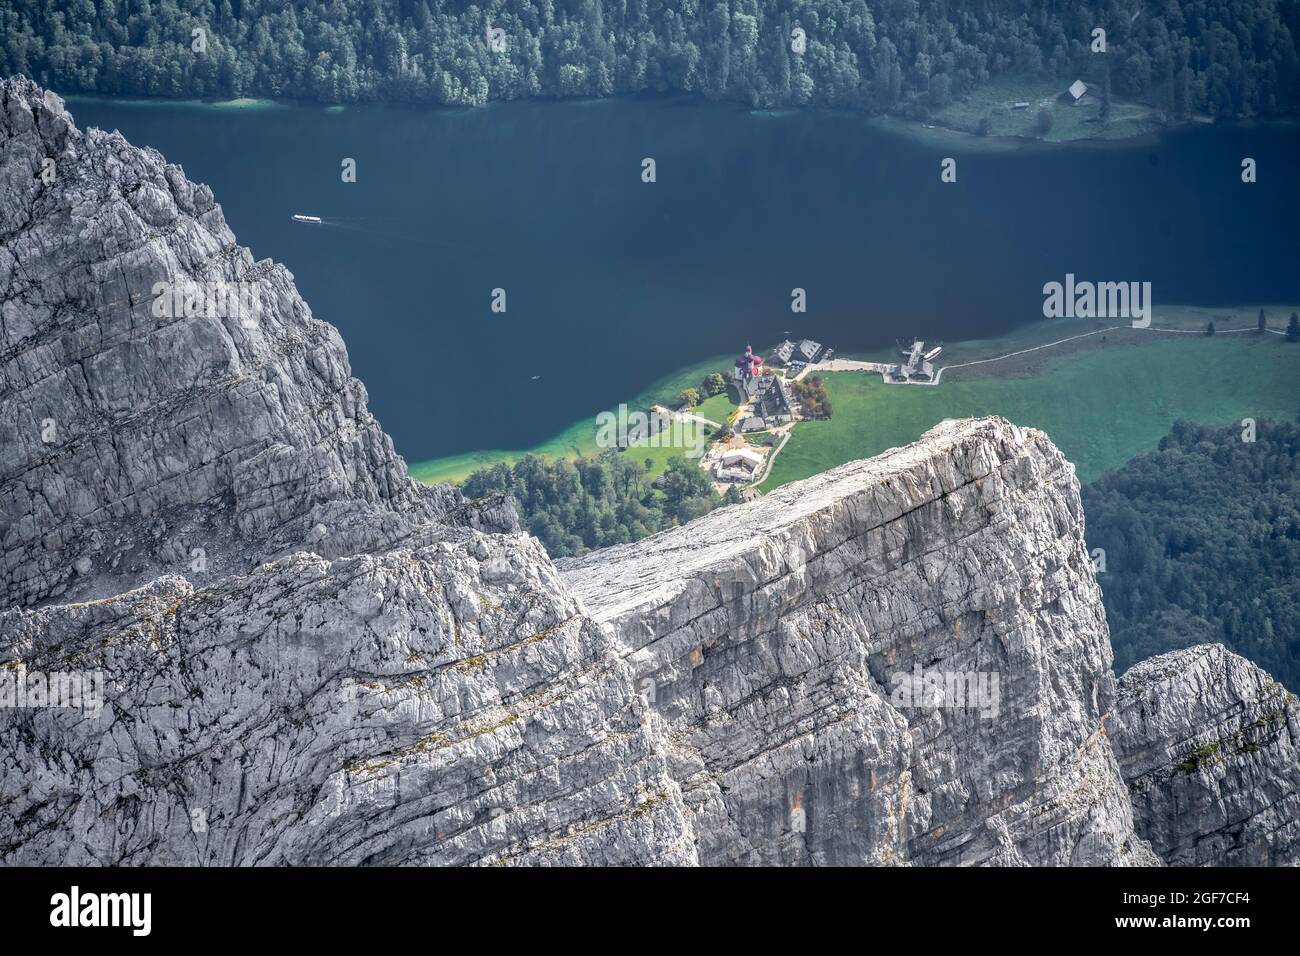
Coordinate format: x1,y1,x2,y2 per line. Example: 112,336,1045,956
63,85,1252,148
406,349,737,487
409,304,1299,488
60,89,1296,488
65,93,289,111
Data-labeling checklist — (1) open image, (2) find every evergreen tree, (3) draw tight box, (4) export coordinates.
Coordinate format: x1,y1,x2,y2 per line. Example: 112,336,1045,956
3,1,1298,118
461,450,725,557
1084,420,1300,690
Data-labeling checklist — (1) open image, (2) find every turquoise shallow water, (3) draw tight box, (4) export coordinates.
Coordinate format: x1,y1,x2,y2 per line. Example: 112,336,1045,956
67,94,1300,463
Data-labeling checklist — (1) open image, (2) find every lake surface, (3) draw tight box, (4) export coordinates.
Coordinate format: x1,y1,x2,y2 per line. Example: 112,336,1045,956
68,96,1300,464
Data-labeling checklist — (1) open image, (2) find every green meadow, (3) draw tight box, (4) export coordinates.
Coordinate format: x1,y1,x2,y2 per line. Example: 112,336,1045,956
692,389,741,425
926,73,1163,144
760,333,1298,491
412,306,1298,491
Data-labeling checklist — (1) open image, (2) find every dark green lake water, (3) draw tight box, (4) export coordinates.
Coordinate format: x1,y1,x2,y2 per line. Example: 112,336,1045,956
68,95,1300,463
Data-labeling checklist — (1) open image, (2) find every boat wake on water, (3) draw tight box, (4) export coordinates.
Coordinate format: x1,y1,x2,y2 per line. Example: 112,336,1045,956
290,214,492,262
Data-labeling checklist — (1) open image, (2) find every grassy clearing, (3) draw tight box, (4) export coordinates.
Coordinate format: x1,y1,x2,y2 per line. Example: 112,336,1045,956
759,332,1298,491
692,389,740,424
618,428,715,483
928,73,1164,143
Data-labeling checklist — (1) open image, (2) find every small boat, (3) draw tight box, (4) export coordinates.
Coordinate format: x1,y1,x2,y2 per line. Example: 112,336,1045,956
530,375,541,381
292,214,322,224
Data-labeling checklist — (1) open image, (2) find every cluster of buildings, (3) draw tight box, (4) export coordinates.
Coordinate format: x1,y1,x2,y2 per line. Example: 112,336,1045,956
731,343,794,433
767,338,827,369
887,340,942,383
709,336,839,485
715,447,765,483
705,331,948,485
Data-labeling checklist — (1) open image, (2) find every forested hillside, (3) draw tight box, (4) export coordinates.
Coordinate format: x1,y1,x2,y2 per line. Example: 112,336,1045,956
462,452,734,557
4,0,1299,117
1084,419,1300,691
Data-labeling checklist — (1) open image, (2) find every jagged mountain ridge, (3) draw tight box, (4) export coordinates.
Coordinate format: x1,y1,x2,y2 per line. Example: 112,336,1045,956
0,76,514,612
559,419,1150,864
1,77,1296,866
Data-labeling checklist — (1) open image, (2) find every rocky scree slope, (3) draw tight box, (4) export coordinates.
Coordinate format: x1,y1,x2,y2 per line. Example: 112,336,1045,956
1,77,1296,866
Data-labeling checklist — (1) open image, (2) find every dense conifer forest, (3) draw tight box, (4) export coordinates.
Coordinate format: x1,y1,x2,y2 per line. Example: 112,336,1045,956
4,1,1299,117
1084,418,1300,690
462,452,738,556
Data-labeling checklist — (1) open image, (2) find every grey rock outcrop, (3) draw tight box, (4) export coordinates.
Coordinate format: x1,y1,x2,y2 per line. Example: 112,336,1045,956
1111,644,1300,866
1,536,695,865
0,75,513,612
2,76,1296,866
2,73,680,867
559,418,1154,865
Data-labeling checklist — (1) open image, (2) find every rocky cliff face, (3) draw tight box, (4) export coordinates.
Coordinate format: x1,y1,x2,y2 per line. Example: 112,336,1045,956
1111,643,1300,866
0,76,513,613
1,76,1295,866
558,418,1152,865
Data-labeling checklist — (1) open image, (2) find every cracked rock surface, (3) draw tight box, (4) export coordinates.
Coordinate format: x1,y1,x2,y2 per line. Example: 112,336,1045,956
1111,643,1300,866
560,418,1154,865
0,75,513,612
1,76,1295,866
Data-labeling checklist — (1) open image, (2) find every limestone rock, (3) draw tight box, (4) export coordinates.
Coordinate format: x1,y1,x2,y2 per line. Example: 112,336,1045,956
0,537,695,865
559,418,1154,865
0,74,513,611
1111,644,1300,866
